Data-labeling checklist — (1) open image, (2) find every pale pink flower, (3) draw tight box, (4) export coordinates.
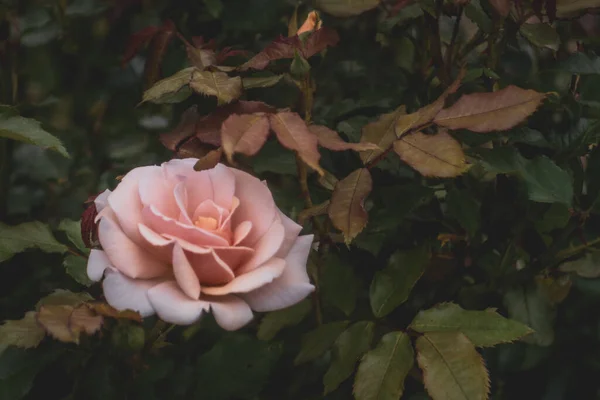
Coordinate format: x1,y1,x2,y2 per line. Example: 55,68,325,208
87,159,314,330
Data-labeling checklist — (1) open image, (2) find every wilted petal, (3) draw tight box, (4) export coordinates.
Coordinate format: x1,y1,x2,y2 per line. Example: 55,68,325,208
241,235,315,312
87,249,112,282
236,220,284,274
206,295,254,331
147,281,210,325
98,216,169,279
103,270,163,317
173,244,201,299
202,257,285,296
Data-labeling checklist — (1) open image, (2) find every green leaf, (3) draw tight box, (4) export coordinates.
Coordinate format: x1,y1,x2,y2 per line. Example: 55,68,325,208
0,313,45,355
534,203,570,233
0,114,69,157
194,334,281,400
370,247,429,318
409,302,533,347
321,254,359,316
558,52,600,75
190,70,243,105
521,156,573,206
503,284,555,346
0,347,62,400
58,219,88,253
560,252,600,278
416,332,490,400
315,0,380,17
0,221,68,262
519,23,560,50
294,321,350,365
63,255,92,286
323,321,374,394
203,0,223,18
242,74,284,89
141,67,195,104
446,188,481,238
474,147,524,174
256,299,311,341
464,0,492,33
35,289,92,309
354,331,414,400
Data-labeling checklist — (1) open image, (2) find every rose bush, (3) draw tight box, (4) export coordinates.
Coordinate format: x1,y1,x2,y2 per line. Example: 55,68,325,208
86,159,314,330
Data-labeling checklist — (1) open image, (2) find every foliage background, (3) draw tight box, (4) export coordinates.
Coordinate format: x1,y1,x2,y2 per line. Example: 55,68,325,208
1,0,600,399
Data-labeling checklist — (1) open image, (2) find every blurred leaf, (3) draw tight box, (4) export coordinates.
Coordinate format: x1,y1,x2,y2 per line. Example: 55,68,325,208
504,284,555,346
310,124,379,152
122,25,160,66
323,321,374,394
298,200,330,225
410,302,533,347
489,0,511,16
521,156,573,205
370,247,429,318
257,299,311,341
393,131,468,178
0,313,45,354
321,254,360,316
534,203,570,233
141,67,195,104
204,0,224,18
519,23,560,50
221,113,270,163
242,75,284,89
87,303,142,322
294,321,350,365
269,112,323,174
193,148,223,171
0,115,68,157
558,52,600,74
240,36,297,70
354,331,414,400
0,221,68,262
556,0,600,16
360,106,407,165
37,304,102,344
559,252,600,278
315,0,381,17
250,140,298,175
435,85,547,132
190,70,243,105
35,289,92,309
416,332,490,400
446,188,481,237
328,168,373,244
58,219,87,253
63,255,92,286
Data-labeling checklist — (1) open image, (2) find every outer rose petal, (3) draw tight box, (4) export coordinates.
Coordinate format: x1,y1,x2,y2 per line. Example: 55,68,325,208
94,189,111,213
147,281,210,325
103,270,164,317
230,168,277,246
173,243,201,299
202,258,286,296
139,167,180,219
87,249,112,282
276,210,303,258
206,295,254,331
236,221,285,274
241,235,315,312
98,217,169,279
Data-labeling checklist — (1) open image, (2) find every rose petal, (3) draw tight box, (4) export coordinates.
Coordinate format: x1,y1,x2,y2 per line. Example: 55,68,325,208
98,216,169,279
139,167,179,219
174,182,193,225
163,159,214,209
87,249,112,282
143,205,229,247
147,281,210,325
236,220,285,275
173,243,201,299
205,295,254,331
103,270,163,317
202,257,285,296
138,223,173,247
188,250,235,285
276,210,303,258
208,163,236,210
192,199,227,228
163,234,212,254
233,221,252,245
231,168,277,246
241,235,315,312
94,189,111,213
213,246,254,270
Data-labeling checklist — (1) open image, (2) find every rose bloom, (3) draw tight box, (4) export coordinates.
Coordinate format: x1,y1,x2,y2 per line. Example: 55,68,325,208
86,159,315,330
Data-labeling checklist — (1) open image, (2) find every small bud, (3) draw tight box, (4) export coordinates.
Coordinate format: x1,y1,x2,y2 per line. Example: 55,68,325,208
81,195,99,249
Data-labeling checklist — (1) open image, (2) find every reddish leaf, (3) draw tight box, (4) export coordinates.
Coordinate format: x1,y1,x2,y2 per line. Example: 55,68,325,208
122,25,159,66
216,47,250,64
81,198,99,248
160,106,201,151
144,23,176,87
489,0,511,17
221,113,271,163
303,27,340,58
194,148,224,171
269,112,324,175
240,36,300,70
175,137,215,159
309,124,379,152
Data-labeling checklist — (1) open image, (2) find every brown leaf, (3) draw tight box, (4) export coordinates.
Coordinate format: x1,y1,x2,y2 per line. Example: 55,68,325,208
194,148,223,171
221,113,271,163
240,36,299,71
489,0,512,16
269,112,324,175
395,69,466,138
159,106,201,151
434,85,547,132
88,302,142,322
302,27,340,58
310,124,380,152
190,70,243,105
298,200,331,225
176,137,215,159
69,305,103,336
393,131,468,177
185,42,217,69
37,305,78,343
144,26,176,88
328,168,373,244
359,105,407,165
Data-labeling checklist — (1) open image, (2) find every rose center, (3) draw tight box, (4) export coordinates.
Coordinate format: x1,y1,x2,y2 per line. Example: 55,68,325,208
194,216,219,231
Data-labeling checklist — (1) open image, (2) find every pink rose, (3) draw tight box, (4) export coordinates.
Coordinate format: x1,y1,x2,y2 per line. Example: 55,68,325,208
86,159,314,330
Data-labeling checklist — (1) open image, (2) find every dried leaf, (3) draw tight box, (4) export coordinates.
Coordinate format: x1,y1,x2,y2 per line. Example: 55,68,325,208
316,0,381,17
310,124,379,152
298,200,331,225
328,168,373,244
142,67,194,104
302,27,340,58
269,112,323,174
393,131,468,177
190,70,243,105
185,42,217,69
37,305,78,343
194,148,223,171
417,332,490,400
221,113,271,162
240,36,299,70
88,302,142,322
434,85,547,132
69,305,103,336
360,105,407,165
